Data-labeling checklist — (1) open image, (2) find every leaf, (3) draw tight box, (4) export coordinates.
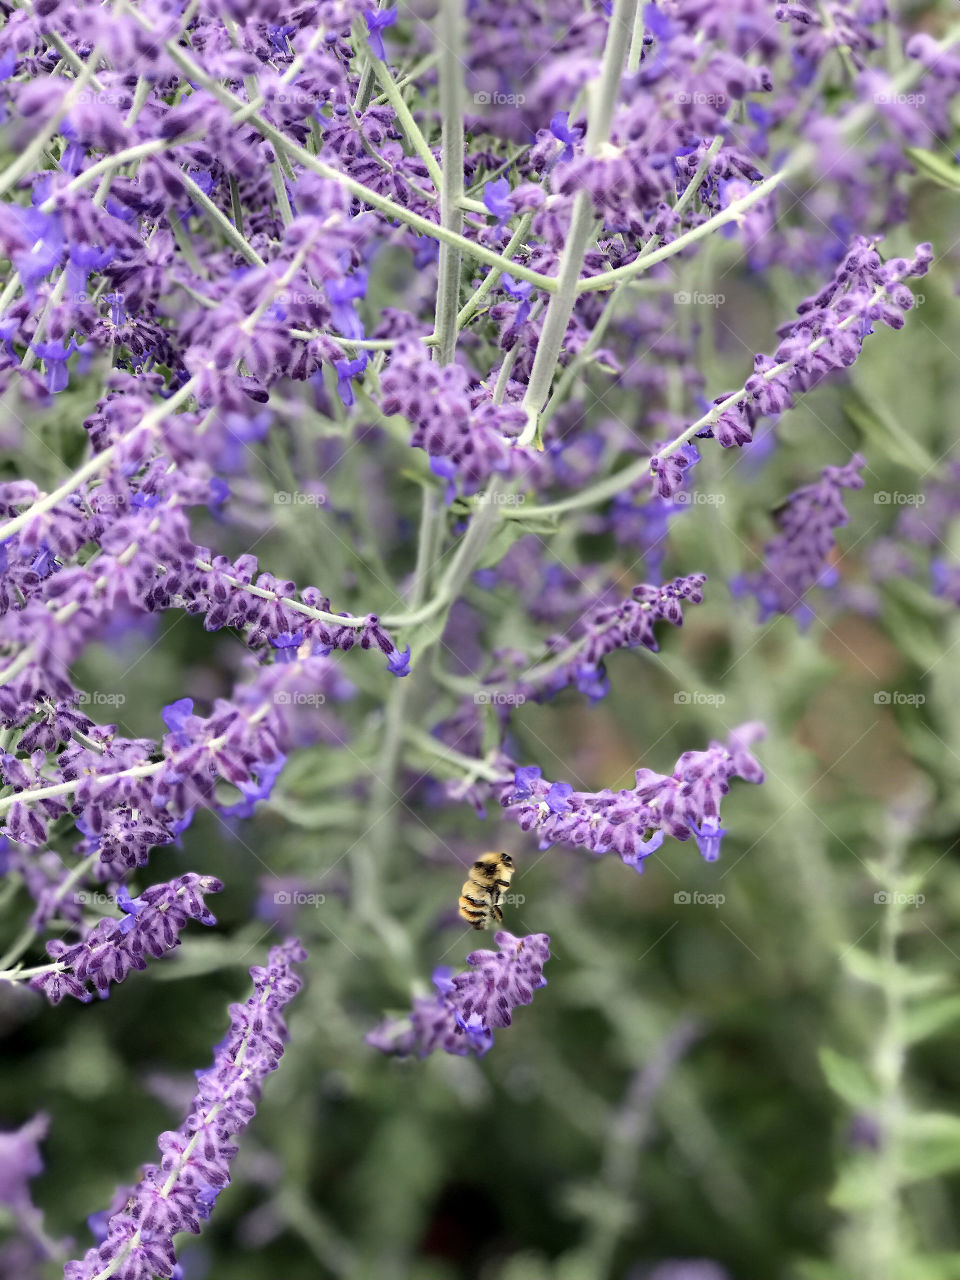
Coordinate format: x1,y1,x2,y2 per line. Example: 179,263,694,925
829,1158,879,1211
841,946,890,988
819,1047,877,1109
901,1113,960,1182
844,393,936,474
904,994,960,1044
899,1254,960,1280
841,946,948,996
792,1262,847,1280
906,146,960,190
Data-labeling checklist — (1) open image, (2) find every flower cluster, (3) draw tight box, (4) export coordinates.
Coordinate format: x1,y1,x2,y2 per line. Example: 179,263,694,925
29,873,223,1004
733,454,866,624
500,725,765,871
367,932,550,1058
63,939,306,1280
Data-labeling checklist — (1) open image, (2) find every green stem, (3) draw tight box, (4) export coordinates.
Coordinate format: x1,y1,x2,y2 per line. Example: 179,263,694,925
434,0,466,367
517,0,639,447
180,169,265,266
455,211,535,331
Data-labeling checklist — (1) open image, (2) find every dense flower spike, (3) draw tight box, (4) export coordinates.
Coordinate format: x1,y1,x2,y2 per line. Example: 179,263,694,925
733,454,865,623
500,726,765,871
63,940,306,1280
367,932,550,1058
28,874,223,1004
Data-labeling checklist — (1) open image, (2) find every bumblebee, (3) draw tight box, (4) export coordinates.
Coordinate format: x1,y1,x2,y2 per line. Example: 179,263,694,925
458,851,516,930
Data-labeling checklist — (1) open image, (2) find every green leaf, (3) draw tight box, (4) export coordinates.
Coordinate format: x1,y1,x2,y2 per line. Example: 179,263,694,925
906,146,960,190
844,392,936,474
792,1262,847,1280
841,946,890,989
819,1047,877,1109
904,995,960,1044
901,1112,960,1182
898,1254,960,1280
829,1158,880,1211
901,1111,960,1177
842,945,948,996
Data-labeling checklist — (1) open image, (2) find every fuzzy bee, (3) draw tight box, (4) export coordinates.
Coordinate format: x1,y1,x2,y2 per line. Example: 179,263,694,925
458,851,515,930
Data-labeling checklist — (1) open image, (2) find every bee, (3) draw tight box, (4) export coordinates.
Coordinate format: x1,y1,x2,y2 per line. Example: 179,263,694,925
458,851,515,930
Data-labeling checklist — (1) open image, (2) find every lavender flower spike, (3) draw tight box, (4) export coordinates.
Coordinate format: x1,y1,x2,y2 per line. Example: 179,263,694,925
64,939,306,1280
367,932,550,1058
29,874,223,1004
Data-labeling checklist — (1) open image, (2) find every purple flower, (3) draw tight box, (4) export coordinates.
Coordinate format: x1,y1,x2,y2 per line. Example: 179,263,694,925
737,453,864,621
64,941,306,1280
365,8,397,60
162,697,195,744
688,818,727,862
546,781,573,813
0,1114,47,1208
549,111,583,163
483,177,512,222
367,932,550,1058
334,354,368,407
501,725,764,870
387,644,412,677
30,874,223,1002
